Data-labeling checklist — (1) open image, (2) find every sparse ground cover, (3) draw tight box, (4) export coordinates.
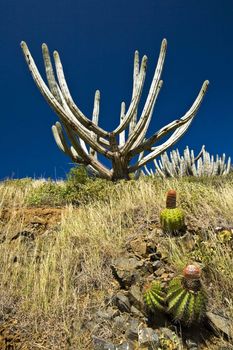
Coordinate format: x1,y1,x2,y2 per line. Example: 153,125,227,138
0,172,232,349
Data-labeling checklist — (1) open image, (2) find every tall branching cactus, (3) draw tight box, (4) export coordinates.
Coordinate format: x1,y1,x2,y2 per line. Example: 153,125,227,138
21,39,209,180
145,145,231,177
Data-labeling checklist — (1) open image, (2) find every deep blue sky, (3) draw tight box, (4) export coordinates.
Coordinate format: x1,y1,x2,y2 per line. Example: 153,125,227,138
0,0,232,179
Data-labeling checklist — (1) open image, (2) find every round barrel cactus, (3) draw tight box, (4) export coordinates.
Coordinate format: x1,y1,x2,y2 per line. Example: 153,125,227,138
160,190,185,234
143,281,166,312
166,264,207,324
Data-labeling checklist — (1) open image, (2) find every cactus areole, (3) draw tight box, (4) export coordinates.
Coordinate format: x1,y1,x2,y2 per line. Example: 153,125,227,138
21,39,209,181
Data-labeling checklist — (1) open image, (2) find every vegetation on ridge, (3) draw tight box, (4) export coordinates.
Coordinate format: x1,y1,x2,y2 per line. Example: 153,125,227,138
0,171,232,348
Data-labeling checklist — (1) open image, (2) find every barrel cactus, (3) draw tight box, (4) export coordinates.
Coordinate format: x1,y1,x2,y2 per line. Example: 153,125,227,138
167,264,207,324
143,281,166,312
160,190,185,234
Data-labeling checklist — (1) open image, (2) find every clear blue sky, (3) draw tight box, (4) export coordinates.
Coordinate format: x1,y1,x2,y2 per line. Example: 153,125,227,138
0,0,232,179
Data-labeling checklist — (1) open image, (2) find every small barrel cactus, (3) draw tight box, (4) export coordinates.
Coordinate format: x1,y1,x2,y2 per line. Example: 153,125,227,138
160,190,185,234
166,264,207,324
143,281,166,312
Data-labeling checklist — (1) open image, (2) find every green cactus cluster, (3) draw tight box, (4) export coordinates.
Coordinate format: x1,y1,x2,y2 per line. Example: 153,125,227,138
143,281,166,312
143,265,207,325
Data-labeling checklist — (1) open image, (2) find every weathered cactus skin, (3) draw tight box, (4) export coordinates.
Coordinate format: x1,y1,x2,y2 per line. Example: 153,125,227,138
143,281,166,312
167,265,207,324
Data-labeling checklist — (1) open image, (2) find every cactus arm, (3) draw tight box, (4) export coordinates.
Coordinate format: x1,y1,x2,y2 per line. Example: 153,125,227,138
121,40,167,154
119,102,126,147
154,159,166,177
129,80,209,158
42,42,100,155
131,80,163,149
225,156,231,174
128,117,192,172
194,145,205,162
134,151,144,179
90,90,100,158
57,82,114,158
54,51,109,149
52,122,81,162
52,50,109,138
144,165,152,176
52,122,111,179
112,55,148,135
197,157,203,176
21,42,114,159
129,50,139,136
42,44,62,103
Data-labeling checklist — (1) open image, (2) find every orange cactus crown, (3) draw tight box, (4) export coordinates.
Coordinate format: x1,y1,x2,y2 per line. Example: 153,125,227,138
166,189,177,209
183,264,201,280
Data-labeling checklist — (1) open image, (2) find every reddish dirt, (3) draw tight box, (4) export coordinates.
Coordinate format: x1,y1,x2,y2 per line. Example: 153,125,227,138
0,207,64,238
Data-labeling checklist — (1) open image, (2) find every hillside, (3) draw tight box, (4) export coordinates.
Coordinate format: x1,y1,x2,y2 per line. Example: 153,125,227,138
0,174,232,349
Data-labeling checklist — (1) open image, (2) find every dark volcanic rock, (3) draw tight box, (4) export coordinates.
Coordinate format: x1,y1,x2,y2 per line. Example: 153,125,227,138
96,307,120,320
125,319,140,341
111,256,143,288
138,327,159,347
112,293,131,313
128,285,145,315
206,312,233,338
93,336,116,350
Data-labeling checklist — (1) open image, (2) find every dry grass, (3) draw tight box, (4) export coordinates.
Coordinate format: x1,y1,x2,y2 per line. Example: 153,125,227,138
0,175,232,349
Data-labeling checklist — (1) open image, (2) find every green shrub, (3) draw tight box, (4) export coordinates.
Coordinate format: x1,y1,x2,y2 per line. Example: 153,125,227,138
26,166,115,207
26,181,67,207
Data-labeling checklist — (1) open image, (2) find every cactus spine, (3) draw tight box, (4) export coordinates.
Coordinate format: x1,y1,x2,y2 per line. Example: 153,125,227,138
167,265,207,324
143,281,166,312
160,190,185,234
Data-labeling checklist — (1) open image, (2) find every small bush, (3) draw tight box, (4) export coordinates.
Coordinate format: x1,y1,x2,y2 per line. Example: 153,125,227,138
26,181,67,207
26,166,115,207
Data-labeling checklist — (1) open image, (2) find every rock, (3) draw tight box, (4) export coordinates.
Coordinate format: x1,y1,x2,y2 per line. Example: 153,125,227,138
128,285,145,314
96,307,120,320
129,239,147,257
111,257,143,288
116,341,135,350
92,336,116,350
138,327,159,347
160,272,170,281
112,293,131,313
152,260,163,270
113,314,130,332
130,305,145,318
146,241,157,254
125,319,139,341
154,267,166,277
206,312,233,338
143,260,154,274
